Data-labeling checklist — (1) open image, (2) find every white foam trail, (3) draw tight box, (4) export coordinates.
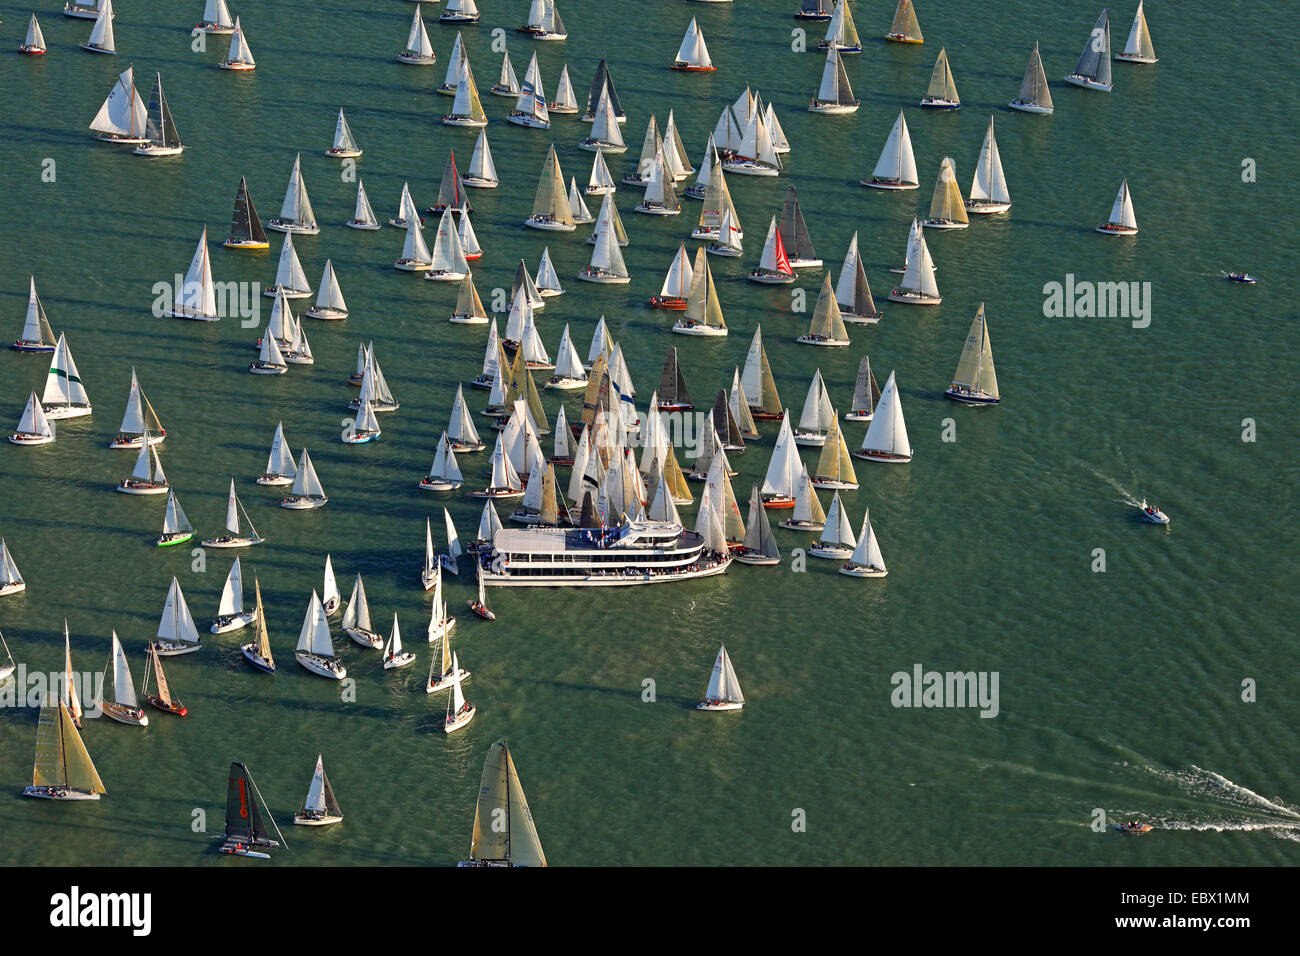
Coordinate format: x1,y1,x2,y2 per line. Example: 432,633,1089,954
1138,765,1300,835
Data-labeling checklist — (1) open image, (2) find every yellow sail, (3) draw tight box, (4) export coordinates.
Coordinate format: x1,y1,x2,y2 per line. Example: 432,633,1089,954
703,263,727,329
814,418,857,485
664,445,694,504
33,699,106,794
531,146,573,224
502,347,526,406
539,465,559,525
808,273,849,340
455,273,487,318
928,157,968,224
759,348,781,416
925,48,958,102
504,746,547,866
581,354,610,428
466,69,487,124
684,248,710,324
521,359,550,434
149,644,174,708
253,579,273,663
951,303,999,398
470,742,511,862
888,0,923,42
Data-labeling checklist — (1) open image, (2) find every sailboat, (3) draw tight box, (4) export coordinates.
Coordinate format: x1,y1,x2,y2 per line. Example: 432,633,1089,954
398,7,437,64
0,630,15,681
920,47,960,108
294,754,344,826
156,488,195,547
295,590,346,679
218,16,255,70
735,485,781,565
811,416,857,489
11,277,57,353
219,762,283,857
267,154,319,234
635,150,681,215
443,56,488,127
550,64,580,112
249,321,287,375
921,156,969,230
585,191,628,246
649,244,694,310
810,491,857,558
533,248,564,299
468,564,495,620
109,369,164,449
422,432,464,491
65,0,110,20
280,448,328,509
341,574,382,649
211,557,257,634
447,386,485,450
885,0,924,43
652,347,694,412
419,518,441,591
819,0,862,52
10,392,55,446
518,0,567,40
224,177,269,250
742,327,783,421
1066,8,1114,91
61,624,82,729
793,370,835,446
491,48,520,96
444,654,475,733
776,186,821,268
854,371,911,462
564,178,592,223
439,32,465,94
152,576,203,656
424,208,469,282
239,578,276,672
797,0,834,20
141,642,187,716
1009,43,1055,113
429,151,472,215
80,0,116,54
1115,1,1157,63
684,134,717,201
257,423,296,487
860,111,918,189
133,72,185,156
345,179,382,230
546,326,587,390
382,614,416,670
749,216,795,284
966,117,1012,214
443,509,463,574
472,434,526,499
458,741,546,866
580,85,627,153
23,698,106,800
509,52,551,129
97,632,148,726
463,130,498,188
673,17,715,71
845,356,882,421
840,508,888,577
305,259,348,321
578,206,631,283
0,541,27,597
582,58,626,124
442,0,481,24
203,480,264,547
760,412,799,508
19,14,47,54
395,213,433,271
196,0,235,33
833,233,881,324
1097,179,1138,235
165,228,219,319
389,182,420,229
673,248,727,335
324,110,362,163
723,105,782,177
888,220,941,304
946,304,1000,405
728,369,759,440
526,145,576,231
797,273,852,347
697,645,744,711
321,555,341,615
810,47,859,113
778,462,826,530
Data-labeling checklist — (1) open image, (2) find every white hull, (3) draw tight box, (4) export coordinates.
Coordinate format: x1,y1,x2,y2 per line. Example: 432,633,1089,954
920,219,969,230
42,405,92,421
482,560,731,587
796,335,850,347
1113,53,1158,64
793,432,827,448
424,270,467,282
722,161,779,177
1064,74,1112,92
841,313,882,325
696,701,743,712
840,564,887,577
211,611,257,634
887,291,942,305
810,478,858,490
256,474,295,486
809,101,859,115
345,220,383,230
305,307,349,321
442,116,489,128
133,145,185,157
345,627,384,649
384,652,417,669
24,787,100,800
397,53,438,65
525,217,576,232
116,480,168,495
152,640,202,657
966,201,1011,214
545,377,587,390
1097,225,1138,236
853,450,912,463
264,220,319,235
778,519,825,531
293,813,343,826
10,433,55,446
747,270,795,285
201,535,263,549
671,322,726,337
1008,100,1054,114
280,495,328,510
859,179,917,191
419,477,462,491
427,668,470,693
809,544,853,559
444,705,477,733
462,176,499,189
295,652,346,679
507,114,551,130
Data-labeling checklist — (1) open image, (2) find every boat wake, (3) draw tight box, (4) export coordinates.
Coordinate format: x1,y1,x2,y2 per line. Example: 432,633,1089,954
1140,765,1300,839
1088,459,1147,509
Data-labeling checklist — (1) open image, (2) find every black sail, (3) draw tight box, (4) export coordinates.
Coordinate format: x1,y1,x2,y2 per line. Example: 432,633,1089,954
778,186,817,261
584,59,624,119
230,178,268,244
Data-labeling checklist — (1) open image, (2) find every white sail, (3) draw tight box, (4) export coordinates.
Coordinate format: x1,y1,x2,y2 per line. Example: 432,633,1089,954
535,247,563,295
588,85,625,149
331,109,357,153
468,129,498,184
761,413,799,498
296,590,335,658
278,154,316,229
442,32,465,91
19,277,55,347
704,646,744,704
871,111,919,185
660,244,694,299
848,508,886,570
798,370,835,435
899,222,940,298
202,0,234,29
1108,179,1137,229
861,371,911,459
342,574,373,634
404,7,434,57
107,632,138,708
496,50,519,94
291,448,326,498
86,0,115,53
969,117,1010,204
322,555,339,611
24,14,46,52
1121,0,1157,61
271,232,310,294
399,214,432,267
225,17,254,66
314,260,347,314
174,228,219,318
157,577,201,646
90,66,148,138
514,53,550,125
444,509,463,566
217,557,245,618
429,209,469,274
819,492,857,549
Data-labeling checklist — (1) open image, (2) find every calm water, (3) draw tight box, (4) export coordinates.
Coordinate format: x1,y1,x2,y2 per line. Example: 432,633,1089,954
1,0,1297,866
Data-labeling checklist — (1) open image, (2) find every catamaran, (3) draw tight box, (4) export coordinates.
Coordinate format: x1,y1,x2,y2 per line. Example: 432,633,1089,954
152,576,203,656
23,698,106,800
142,642,187,716
294,755,344,825
10,392,55,446
196,0,235,33
342,574,383,649
19,14,47,54
921,156,969,230
326,109,361,157
96,632,148,726
421,432,464,491
458,741,546,866
810,47,859,113
854,370,911,462
1115,1,1157,63
1097,178,1138,235
398,7,437,64
946,304,1000,405
443,56,488,127
267,154,319,234
819,0,862,52
888,220,941,304
203,479,264,547
526,145,576,231
441,0,480,24
80,0,116,54
966,117,1012,214
464,130,499,187
861,111,918,189
219,762,283,857
840,509,887,577
1066,8,1113,91
673,17,715,70
519,0,566,40
110,368,164,448
12,277,57,352
509,52,551,129
345,179,381,230
1009,43,1054,113
305,259,348,320
797,273,852,347
735,485,780,565
846,356,881,421
156,488,195,547
225,177,269,250
885,0,924,43
443,655,475,732
240,578,276,672
218,16,255,70
133,73,184,156
697,645,744,711
211,557,257,633
295,590,346,679
491,48,520,96
673,248,726,335
920,47,960,108
281,448,328,509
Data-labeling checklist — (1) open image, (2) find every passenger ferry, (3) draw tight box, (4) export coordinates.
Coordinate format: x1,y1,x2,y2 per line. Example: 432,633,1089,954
480,519,731,587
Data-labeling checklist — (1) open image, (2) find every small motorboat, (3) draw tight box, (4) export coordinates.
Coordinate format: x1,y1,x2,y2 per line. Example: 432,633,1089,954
1116,821,1153,834
1138,500,1169,525
468,600,496,621
1225,272,1257,284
